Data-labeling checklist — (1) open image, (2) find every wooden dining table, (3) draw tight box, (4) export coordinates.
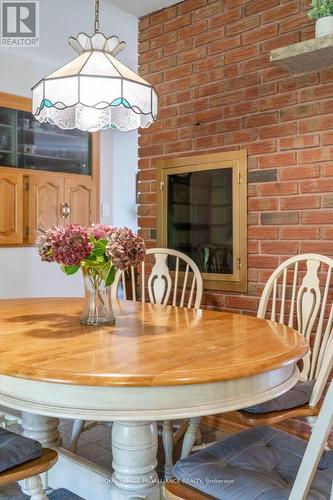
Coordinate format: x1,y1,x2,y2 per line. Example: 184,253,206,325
0,298,307,500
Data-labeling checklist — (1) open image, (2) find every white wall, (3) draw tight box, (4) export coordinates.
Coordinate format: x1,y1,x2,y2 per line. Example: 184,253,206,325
0,0,138,298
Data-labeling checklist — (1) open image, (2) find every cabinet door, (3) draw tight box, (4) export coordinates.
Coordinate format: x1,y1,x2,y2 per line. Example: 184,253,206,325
0,171,23,244
28,173,64,242
65,177,96,226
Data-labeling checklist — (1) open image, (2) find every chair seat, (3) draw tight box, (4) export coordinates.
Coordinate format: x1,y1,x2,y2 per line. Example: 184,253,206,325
0,428,42,473
173,425,333,500
243,379,315,414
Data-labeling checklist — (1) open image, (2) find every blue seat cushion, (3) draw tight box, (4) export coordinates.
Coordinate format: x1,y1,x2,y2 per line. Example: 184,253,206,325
173,426,333,500
0,428,42,472
244,380,315,414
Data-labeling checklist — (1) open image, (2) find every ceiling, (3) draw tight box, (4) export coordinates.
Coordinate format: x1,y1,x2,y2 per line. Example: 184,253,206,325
109,0,180,17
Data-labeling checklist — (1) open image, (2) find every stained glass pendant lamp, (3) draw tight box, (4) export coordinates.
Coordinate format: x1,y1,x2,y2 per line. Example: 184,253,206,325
31,0,158,132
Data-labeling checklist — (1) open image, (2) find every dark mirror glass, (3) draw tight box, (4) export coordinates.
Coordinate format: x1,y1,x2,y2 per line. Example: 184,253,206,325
0,106,91,175
18,112,91,174
167,167,233,274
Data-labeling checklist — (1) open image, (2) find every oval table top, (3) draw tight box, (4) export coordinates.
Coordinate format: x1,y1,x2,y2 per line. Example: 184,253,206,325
0,298,307,387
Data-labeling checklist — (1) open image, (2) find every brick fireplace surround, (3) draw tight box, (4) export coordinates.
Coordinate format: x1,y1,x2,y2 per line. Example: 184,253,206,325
138,0,333,318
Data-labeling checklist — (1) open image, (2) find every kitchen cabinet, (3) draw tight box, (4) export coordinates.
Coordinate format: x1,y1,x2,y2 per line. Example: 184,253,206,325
0,92,99,246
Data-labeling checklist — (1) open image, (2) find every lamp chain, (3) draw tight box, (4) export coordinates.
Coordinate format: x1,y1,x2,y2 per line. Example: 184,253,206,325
94,0,100,33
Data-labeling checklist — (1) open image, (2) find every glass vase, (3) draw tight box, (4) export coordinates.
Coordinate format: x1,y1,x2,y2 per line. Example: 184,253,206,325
81,271,115,326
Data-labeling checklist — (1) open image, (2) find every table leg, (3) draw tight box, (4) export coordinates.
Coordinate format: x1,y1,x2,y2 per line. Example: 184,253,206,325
180,417,201,459
21,412,60,447
111,421,160,500
20,412,60,495
162,420,174,480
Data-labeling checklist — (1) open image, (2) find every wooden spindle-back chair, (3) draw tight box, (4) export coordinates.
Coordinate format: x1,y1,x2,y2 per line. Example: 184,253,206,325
112,247,203,309
237,253,333,425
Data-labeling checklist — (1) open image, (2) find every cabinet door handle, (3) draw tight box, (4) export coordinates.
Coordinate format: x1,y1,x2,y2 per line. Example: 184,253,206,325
61,202,70,218
61,202,67,218
65,203,71,218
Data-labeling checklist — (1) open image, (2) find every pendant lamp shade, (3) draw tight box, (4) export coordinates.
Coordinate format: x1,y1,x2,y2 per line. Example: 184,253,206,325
32,33,158,132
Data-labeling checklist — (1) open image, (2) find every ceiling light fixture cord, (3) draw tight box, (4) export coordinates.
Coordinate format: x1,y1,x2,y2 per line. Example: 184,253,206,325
94,0,100,33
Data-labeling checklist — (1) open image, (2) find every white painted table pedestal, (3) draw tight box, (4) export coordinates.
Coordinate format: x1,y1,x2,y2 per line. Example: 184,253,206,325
111,421,159,500
21,412,60,447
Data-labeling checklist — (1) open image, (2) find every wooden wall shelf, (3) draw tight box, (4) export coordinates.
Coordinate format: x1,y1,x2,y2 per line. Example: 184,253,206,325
270,34,333,73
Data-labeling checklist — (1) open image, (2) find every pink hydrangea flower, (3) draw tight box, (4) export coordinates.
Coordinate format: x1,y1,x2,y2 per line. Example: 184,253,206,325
106,227,146,270
50,224,93,266
36,231,54,263
88,224,116,240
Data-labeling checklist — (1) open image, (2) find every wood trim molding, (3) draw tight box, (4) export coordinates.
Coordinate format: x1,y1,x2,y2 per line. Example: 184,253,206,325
0,92,31,113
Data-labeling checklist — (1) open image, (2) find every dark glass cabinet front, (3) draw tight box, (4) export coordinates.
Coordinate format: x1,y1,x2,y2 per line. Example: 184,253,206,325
167,168,233,276
158,151,248,292
0,107,91,175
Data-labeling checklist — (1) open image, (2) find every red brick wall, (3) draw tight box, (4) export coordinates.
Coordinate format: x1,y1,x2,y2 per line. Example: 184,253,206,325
138,0,333,314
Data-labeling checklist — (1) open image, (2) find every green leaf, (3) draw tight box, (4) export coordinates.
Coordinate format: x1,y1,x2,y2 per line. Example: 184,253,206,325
308,0,333,19
64,265,80,275
89,239,108,259
93,239,108,248
91,248,106,257
105,266,116,287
